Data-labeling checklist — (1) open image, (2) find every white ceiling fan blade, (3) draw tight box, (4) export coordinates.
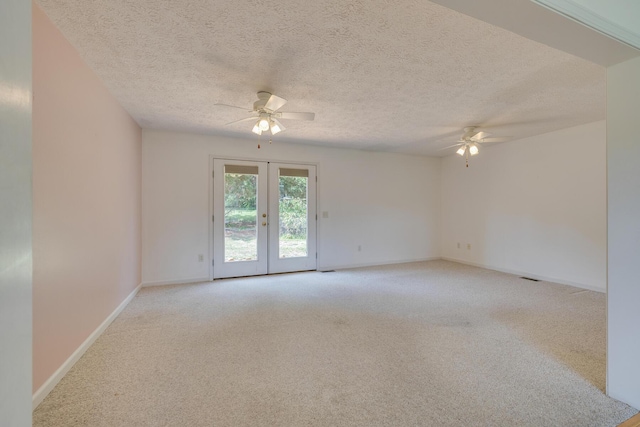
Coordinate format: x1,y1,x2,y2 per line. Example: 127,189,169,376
225,116,258,126
264,94,287,112
439,142,465,150
481,136,512,143
471,131,491,141
277,112,315,121
477,136,513,145
214,103,252,112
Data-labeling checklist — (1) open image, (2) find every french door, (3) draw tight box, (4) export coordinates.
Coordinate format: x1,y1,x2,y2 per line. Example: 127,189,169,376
212,159,317,279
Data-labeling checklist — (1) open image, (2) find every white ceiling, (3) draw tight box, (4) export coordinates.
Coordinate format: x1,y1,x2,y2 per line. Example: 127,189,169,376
37,0,608,156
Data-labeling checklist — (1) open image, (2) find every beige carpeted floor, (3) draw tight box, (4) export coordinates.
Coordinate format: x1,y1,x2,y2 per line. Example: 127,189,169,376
34,260,638,426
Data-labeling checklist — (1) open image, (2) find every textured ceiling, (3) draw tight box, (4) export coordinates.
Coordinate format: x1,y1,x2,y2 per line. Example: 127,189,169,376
36,0,606,156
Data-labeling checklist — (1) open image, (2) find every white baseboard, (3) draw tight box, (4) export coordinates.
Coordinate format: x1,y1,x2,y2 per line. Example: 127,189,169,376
32,283,142,410
440,257,605,293
141,277,210,287
319,257,441,272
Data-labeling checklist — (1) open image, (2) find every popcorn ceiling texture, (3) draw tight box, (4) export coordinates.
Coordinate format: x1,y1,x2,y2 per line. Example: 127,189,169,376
35,0,605,155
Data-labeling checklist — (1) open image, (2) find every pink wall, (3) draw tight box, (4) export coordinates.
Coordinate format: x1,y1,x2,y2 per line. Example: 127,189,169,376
32,4,142,393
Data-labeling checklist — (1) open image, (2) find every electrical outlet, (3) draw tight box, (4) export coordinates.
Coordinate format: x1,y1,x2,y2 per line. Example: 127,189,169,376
198,254,204,262
467,243,471,250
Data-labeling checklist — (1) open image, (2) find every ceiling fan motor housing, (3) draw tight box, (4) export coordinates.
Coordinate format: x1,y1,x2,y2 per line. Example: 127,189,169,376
463,126,478,140
253,91,272,111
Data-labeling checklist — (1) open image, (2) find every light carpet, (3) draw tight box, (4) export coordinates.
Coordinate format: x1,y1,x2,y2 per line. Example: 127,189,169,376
33,260,638,426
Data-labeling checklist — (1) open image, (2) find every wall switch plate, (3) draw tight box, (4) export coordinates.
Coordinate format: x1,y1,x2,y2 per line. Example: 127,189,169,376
322,211,329,218
198,254,204,262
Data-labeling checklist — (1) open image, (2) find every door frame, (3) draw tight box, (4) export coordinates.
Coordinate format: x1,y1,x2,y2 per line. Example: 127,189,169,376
208,155,319,280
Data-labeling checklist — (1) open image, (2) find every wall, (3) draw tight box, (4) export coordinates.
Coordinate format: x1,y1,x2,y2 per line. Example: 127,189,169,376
0,0,32,424
142,130,441,285
32,4,142,396
607,55,640,409
441,121,606,291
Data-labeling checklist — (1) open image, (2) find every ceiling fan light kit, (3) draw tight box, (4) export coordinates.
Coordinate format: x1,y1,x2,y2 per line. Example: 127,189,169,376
216,91,315,145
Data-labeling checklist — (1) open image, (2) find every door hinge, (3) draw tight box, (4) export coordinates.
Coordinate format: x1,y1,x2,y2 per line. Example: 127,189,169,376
212,259,214,266
316,252,318,259
212,215,214,222
315,176,317,182
315,214,317,220
212,170,214,178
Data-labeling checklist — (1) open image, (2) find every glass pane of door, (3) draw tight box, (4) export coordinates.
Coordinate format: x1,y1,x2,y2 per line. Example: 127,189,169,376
213,159,268,279
278,168,308,258
268,163,316,274
224,165,259,262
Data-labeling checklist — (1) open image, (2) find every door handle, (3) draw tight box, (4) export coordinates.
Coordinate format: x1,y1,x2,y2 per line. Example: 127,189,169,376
262,222,267,226
262,213,267,218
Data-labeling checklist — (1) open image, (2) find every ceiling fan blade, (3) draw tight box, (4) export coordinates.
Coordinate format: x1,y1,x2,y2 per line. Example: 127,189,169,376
471,131,491,141
264,94,287,112
214,103,251,111
277,112,315,121
225,116,258,126
481,136,512,143
439,142,465,150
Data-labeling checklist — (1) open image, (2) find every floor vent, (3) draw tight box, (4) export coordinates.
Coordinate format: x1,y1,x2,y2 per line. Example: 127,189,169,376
520,277,540,282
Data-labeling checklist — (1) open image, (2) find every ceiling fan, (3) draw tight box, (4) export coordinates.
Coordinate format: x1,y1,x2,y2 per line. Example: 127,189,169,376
215,91,315,137
441,126,493,167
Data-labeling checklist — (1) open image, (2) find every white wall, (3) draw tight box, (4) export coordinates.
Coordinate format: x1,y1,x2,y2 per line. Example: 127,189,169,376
32,4,142,398
607,55,640,409
0,0,32,424
142,130,441,285
441,121,607,291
